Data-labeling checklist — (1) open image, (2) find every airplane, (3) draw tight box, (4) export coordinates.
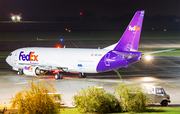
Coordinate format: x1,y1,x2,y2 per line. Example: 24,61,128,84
6,10,174,80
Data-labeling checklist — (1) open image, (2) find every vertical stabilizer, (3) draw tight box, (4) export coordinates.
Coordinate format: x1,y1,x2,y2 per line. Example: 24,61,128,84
113,10,144,52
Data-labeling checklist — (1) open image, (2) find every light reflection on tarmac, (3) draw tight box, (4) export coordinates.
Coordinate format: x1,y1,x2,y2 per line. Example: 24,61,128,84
0,56,180,108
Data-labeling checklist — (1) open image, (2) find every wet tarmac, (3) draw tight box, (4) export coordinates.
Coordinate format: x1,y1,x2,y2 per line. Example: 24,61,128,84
0,39,180,108
0,56,180,108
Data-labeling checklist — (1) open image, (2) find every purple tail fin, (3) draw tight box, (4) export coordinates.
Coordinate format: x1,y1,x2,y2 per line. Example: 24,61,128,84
113,10,145,52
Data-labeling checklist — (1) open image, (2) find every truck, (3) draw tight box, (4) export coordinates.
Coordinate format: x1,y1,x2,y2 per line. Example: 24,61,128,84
147,86,170,106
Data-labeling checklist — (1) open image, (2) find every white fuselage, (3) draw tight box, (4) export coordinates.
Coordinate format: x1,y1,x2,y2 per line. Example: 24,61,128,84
6,47,110,73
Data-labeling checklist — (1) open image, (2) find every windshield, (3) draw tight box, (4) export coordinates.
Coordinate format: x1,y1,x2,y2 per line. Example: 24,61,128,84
8,53,12,56
156,88,165,94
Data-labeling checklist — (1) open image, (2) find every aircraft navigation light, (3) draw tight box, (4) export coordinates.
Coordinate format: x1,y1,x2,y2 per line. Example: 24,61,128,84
60,38,63,42
54,70,58,74
56,45,61,48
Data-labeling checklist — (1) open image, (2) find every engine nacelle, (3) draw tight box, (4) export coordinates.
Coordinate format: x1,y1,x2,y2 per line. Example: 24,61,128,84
23,66,42,76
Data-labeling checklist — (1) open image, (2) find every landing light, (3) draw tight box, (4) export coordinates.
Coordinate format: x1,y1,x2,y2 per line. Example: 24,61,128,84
145,55,153,61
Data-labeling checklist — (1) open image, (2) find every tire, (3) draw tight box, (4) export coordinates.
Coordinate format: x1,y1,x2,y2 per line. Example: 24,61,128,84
55,74,59,80
17,71,22,75
161,100,168,106
59,74,63,79
78,73,82,78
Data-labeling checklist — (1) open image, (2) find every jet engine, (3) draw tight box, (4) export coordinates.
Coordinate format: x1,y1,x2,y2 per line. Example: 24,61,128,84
23,66,43,76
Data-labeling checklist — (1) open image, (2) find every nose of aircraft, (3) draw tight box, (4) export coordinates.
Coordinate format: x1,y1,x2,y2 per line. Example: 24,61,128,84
6,56,11,65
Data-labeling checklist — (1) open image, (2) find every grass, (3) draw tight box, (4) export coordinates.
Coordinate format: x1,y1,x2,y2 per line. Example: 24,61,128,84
3,107,179,114
0,51,11,58
0,30,180,41
59,107,180,114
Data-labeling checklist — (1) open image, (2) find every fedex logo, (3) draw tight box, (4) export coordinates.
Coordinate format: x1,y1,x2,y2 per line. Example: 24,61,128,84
129,25,140,31
19,51,38,61
24,66,33,70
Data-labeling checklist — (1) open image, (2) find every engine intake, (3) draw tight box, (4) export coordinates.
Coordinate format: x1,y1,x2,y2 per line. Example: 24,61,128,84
23,66,43,76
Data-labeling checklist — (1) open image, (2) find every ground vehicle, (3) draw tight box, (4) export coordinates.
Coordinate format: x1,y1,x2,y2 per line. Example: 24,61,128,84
147,86,170,106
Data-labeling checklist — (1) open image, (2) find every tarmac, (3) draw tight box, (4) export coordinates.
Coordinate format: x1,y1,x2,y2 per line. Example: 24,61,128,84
0,56,180,108
0,39,180,108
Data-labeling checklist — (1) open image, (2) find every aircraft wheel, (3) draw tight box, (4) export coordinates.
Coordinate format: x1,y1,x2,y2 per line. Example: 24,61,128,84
59,74,63,79
78,73,82,78
78,73,86,78
55,74,60,80
17,71,23,75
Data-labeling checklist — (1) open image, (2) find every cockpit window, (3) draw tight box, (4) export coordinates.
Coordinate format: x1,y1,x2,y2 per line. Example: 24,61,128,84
8,53,12,56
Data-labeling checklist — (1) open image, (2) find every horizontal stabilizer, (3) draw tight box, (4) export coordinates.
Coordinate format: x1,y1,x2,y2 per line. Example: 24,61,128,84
142,49,175,55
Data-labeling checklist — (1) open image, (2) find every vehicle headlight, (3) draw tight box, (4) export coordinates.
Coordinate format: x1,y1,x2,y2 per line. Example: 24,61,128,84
11,16,15,20
17,16,20,20
167,96,170,99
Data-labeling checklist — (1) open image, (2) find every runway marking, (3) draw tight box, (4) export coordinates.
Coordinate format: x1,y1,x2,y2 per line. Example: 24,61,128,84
64,78,135,84
165,83,178,88
14,82,29,85
14,79,49,85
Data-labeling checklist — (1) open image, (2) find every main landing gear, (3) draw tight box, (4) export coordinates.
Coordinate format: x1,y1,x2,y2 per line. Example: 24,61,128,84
55,73,63,80
78,73,86,78
17,70,23,75
54,72,86,80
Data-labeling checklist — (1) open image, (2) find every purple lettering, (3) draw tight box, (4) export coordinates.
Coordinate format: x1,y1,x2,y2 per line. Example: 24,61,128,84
22,54,26,61
19,51,24,61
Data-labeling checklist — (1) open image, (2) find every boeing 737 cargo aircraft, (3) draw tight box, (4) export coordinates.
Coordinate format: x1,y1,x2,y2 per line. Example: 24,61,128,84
6,11,173,79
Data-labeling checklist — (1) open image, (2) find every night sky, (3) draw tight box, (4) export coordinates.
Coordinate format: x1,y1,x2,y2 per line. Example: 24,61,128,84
0,0,180,21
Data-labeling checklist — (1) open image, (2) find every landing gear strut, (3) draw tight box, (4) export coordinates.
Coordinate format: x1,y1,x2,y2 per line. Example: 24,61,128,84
78,73,86,78
55,73,63,80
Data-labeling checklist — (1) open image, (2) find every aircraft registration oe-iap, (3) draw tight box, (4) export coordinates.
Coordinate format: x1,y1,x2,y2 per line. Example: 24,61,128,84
6,10,173,80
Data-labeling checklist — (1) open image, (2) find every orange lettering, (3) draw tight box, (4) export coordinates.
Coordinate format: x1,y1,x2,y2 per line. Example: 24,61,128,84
30,52,34,61
34,55,38,61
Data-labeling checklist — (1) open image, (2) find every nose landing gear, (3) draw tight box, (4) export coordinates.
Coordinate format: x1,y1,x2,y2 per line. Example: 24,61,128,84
17,70,23,75
55,73,63,80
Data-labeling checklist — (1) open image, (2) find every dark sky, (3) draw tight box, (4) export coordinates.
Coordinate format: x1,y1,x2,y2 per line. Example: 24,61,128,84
0,0,180,21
